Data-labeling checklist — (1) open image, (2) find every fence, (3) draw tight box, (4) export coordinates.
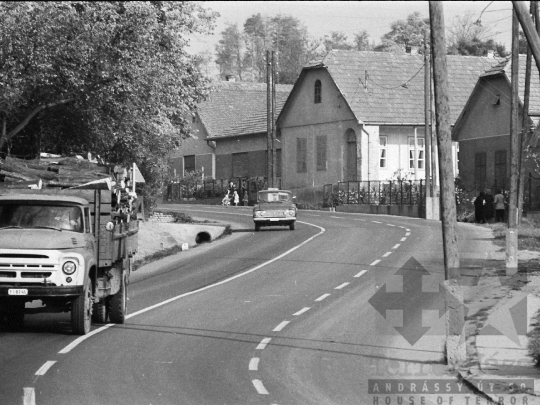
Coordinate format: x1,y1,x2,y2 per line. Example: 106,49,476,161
165,177,282,204
323,180,424,208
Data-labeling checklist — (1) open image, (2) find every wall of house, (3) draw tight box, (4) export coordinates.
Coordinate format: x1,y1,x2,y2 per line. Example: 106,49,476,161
279,69,363,188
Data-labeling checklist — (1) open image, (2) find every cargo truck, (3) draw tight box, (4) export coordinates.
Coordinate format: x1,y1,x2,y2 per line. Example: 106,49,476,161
0,186,138,335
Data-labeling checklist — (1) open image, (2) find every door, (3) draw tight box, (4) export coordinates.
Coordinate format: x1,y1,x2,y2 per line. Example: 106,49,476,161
346,129,357,181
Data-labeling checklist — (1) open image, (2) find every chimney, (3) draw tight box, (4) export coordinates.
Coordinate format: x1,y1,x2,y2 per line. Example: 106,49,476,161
225,74,236,82
405,46,418,55
487,50,494,58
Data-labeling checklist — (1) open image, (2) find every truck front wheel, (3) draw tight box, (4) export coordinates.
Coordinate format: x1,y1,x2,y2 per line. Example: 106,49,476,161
108,274,127,324
71,279,92,335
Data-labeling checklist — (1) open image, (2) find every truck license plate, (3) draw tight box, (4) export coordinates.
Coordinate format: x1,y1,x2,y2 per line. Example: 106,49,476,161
8,289,28,296
269,218,279,221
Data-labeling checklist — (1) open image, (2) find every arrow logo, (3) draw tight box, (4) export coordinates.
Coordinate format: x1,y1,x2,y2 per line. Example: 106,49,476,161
368,257,447,345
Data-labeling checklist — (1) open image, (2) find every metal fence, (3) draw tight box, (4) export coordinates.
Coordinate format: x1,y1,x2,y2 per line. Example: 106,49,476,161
165,177,282,204
323,180,425,207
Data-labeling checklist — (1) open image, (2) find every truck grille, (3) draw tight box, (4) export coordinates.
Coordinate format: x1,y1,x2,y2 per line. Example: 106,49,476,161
21,272,53,279
0,271,15,278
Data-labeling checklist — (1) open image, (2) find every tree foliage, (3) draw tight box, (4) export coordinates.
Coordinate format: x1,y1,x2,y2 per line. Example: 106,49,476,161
380,12,430,52
1,1,217,190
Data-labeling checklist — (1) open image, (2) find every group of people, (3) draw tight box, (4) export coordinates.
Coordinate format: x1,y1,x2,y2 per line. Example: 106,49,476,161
473,189,506,224
222,182,249,207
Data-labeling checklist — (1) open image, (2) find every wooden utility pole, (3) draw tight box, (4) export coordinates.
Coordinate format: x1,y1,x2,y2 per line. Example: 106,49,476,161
272,50,277,188
266,50,272,186
429,1,463,368
518,2,534,224
424,30,432,201
507,10,520,276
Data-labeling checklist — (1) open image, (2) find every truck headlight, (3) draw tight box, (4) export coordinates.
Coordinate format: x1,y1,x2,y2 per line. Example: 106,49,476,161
62,261,77,275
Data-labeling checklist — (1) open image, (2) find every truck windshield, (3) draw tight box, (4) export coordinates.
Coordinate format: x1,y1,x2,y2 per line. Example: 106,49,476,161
0,204,84,233
258,192,291,203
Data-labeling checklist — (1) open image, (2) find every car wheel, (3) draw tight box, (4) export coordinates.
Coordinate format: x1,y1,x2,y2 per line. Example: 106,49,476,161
255,224,261,232
289,223,295,231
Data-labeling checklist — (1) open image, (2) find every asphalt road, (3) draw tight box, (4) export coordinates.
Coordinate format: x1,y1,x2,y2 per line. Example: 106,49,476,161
0,206,469,405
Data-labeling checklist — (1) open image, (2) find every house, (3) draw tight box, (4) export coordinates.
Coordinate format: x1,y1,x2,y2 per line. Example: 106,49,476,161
276,50,497,191
170,81,293,181
452,56,540,210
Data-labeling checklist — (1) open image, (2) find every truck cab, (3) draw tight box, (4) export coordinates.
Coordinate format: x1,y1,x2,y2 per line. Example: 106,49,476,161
0,189,137,335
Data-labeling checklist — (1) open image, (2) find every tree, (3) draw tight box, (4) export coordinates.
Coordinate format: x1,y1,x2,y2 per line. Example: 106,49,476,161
1,1,217,189
215,23,244,80
354,30,372,51
447,10,507,57
243,14,271,82
270,15,310,84
381,12,430,52
323,31,354,52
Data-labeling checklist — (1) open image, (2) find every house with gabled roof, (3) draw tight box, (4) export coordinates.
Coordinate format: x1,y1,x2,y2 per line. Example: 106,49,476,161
171,81,293,180
452,56,540,210
276,50,497,190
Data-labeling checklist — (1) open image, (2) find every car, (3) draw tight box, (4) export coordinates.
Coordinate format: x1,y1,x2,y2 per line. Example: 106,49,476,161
253,188,297,231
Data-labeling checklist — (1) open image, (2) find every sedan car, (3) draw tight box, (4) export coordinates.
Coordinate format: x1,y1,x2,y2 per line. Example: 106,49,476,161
253,188,297,231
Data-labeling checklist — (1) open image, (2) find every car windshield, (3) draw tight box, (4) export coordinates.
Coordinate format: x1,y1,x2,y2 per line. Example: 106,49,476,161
0,204,84,233
258,191,292,203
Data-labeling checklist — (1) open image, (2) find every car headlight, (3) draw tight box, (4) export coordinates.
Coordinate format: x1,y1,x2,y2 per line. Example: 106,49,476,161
62,261,77,275
286,209,296,217
255,211,266,217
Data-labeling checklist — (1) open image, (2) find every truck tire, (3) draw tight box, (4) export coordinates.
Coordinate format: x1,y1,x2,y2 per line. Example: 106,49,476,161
71,279,92,335
108,274,127,324
92,301,108,324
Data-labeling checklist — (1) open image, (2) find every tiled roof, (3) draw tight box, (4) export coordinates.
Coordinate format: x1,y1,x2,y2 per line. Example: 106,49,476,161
480,55,540,115
197,81,293,139
310,50,499,124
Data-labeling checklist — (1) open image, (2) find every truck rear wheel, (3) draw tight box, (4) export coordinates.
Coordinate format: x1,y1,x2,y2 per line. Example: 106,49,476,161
92,301,108,324
71,279,92,335
108,274,127,324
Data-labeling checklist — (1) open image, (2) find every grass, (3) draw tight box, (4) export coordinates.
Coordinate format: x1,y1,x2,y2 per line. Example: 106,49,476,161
528,310,540,365
490,218,540,251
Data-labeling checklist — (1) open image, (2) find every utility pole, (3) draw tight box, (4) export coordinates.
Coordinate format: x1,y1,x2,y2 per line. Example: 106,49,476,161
272,50,277,188
424,30,433,213
518,2,534,224
429,1,463,368
507,10,520,276
266,50,272,188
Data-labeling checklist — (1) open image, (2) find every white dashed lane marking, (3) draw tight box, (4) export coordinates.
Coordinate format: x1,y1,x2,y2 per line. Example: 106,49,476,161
370,259,381,266
354,270,368,278
249,358,260,371
293,307,311,316
273,321,290,332
23,388,35,405
392,244,400,249
406,232,411,236
387,224,395,227
35,361,56,376
256,338,271,350
335,282,350,290
315,293,330,301
372,221,382,224
252,379,269,395
382,252,392,257
401,237,407,241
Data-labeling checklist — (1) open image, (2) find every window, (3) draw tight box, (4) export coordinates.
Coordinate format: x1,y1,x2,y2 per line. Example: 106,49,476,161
494,150,507,189
314,80,321,104
316,135,327,171
475,152,487,189
408,137,425,170
184,155,195,174
296,138,307,173
380,136,387,168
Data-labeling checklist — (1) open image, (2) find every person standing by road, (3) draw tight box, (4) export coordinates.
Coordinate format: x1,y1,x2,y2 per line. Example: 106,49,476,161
484,189,494,223
494,189,506,222
233,190,239,206
474,191,486,224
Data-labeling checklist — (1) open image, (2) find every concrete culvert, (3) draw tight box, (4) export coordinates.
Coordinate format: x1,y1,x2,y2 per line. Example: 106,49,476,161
195,231,211,244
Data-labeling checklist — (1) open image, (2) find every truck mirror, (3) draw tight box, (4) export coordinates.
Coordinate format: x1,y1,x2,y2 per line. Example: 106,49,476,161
105,222,115,232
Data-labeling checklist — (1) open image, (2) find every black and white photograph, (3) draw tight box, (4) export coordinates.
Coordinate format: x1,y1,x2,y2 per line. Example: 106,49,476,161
1,1,540,404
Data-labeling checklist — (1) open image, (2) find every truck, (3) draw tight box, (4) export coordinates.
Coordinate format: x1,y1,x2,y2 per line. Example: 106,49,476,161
0,184,139,335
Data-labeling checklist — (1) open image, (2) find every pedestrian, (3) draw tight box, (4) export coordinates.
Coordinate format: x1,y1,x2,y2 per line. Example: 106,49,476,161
242,192,249,206
494,189,506,222
474,191,486,224
234,190,239,206
484,189,494,223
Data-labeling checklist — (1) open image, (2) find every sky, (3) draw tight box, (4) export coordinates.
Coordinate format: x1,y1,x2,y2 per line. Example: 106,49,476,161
188,1,514,72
